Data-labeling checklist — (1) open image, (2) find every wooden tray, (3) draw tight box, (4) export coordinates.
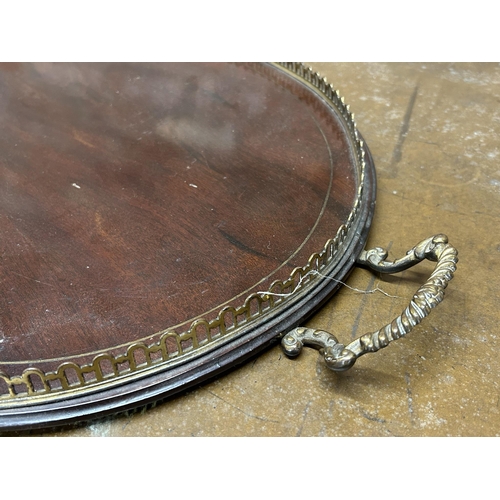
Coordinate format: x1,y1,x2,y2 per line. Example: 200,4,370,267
0,62,378,429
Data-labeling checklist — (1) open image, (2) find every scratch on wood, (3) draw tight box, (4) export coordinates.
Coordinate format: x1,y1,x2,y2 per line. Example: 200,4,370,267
206,389,279,424
360,409,386,424
10,271,54,288
296,401,312,437
387,84,419,178
405,372,417,427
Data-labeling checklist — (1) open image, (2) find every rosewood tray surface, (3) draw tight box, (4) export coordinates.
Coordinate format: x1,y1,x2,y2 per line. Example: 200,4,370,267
0,62,376,429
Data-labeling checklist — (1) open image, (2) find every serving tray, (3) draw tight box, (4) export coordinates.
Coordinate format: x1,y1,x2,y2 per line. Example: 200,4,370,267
0,63,457,430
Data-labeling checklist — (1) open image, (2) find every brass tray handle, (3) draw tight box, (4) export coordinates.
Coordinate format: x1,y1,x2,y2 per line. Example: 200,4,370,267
281,234,458,371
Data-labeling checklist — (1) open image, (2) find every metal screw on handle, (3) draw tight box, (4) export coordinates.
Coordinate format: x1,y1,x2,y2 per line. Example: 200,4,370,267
281,234,458,372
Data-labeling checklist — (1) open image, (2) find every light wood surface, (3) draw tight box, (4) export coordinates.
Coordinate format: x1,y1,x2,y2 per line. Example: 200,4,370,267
6,62,499,436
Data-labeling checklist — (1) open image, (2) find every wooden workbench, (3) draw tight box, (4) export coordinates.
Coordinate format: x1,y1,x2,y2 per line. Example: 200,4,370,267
5,62,499,437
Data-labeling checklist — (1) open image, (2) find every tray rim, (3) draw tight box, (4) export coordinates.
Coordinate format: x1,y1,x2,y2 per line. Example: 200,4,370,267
0,62,374,424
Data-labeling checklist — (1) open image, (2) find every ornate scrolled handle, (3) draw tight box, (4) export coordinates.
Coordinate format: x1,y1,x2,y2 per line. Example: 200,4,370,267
281,234,458,372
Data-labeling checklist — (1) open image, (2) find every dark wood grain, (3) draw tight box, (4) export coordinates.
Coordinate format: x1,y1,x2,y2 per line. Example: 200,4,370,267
0,63,375,428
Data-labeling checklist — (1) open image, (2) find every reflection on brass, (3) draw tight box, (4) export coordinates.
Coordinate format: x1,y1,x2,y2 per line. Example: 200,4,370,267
282,234,458,371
